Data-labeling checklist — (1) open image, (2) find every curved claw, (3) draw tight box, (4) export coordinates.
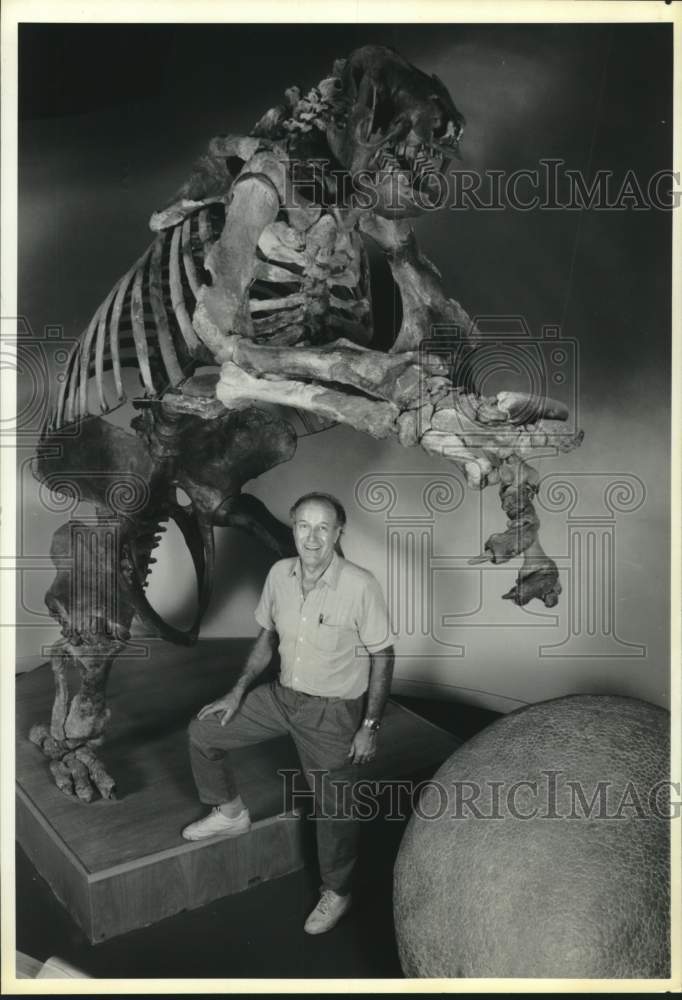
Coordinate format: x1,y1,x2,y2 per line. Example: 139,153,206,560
496,392,569,425
63,751,96,802
502,561,562,608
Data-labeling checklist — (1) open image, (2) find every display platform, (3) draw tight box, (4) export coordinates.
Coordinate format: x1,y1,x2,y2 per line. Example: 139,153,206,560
16,638,459,942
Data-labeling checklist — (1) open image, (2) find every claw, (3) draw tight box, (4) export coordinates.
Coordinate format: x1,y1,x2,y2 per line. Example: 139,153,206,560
63,751,96,803
496,391,569,424
74,746,116,800
49,760,75,797
30,725,116,800
503,560,562,608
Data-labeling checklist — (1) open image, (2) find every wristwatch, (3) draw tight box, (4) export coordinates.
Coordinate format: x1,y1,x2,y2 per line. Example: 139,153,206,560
362,717,381,733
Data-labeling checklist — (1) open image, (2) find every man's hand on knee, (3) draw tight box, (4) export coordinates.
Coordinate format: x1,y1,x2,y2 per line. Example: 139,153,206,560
196,629,275,726
197,687,243,726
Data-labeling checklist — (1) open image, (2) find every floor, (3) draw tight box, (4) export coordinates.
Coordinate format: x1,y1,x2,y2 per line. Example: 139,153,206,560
15,694,498,980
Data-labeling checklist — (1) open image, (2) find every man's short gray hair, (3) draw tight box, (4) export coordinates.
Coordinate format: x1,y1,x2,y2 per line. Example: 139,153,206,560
289,492,347,528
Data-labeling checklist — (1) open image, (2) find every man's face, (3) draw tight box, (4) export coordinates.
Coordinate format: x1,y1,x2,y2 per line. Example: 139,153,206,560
292,500,342,572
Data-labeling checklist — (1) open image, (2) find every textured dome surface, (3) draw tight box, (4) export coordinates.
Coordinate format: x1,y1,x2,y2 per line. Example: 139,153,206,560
393,694,670,978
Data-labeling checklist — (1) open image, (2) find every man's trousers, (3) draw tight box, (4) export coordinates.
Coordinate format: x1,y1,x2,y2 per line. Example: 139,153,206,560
188,678,366,896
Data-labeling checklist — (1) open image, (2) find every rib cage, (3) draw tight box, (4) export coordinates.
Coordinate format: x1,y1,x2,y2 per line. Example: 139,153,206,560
248,221,372,346
52,205,225,430
52,186,374,432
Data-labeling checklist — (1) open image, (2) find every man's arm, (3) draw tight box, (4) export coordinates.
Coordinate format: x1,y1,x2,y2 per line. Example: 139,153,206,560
348,645,395,765
197,627,277,726
365,646,395,722
232,627,278,697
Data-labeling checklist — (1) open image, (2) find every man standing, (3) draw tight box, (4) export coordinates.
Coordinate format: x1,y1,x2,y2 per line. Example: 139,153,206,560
182,492,394,935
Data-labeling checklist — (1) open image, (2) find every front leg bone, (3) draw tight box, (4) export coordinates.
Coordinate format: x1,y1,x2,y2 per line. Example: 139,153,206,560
49,641,71,741
217,362,400,437
228,336,447,408
359,214,476,356
192,162,285,359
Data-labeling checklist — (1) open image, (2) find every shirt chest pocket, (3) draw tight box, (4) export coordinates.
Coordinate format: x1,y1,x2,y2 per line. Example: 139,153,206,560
313,615,355,653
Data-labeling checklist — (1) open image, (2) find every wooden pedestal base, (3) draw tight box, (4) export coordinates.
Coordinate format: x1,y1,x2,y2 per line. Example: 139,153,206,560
16,639,458,942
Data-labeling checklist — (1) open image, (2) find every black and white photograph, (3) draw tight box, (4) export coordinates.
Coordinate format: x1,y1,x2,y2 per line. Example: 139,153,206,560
1,0,680,989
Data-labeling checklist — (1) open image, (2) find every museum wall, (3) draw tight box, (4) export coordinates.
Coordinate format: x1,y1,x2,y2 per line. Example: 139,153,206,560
15,23,672,712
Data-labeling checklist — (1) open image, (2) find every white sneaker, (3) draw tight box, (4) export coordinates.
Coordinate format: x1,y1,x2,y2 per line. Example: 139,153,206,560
303,888,352,934
181,806,251,841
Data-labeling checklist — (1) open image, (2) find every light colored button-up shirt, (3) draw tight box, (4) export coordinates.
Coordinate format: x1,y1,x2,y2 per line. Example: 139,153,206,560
254,552,391,699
